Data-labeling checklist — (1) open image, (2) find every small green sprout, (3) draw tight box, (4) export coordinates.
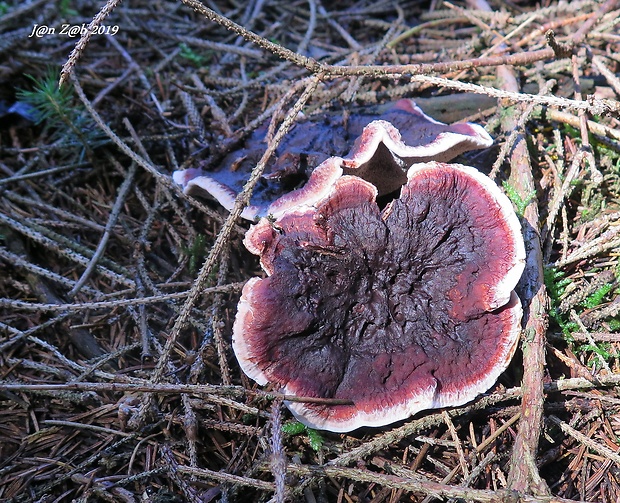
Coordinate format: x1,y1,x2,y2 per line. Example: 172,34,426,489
59,0,78,17
582,283,613,310
17,71,74,126
282,420,324,452
578,342,613,360
281,421,305,435
242,414,256,424
543,267,572,303
17,70,104,154
186,234,208,275
178,43,209,67
543,267,577,338
306,428,324,452
502,182,536,217
607,318,620,331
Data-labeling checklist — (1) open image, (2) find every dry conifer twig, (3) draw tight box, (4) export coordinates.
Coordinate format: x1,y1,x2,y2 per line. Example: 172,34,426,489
59,0,125,86
210,248,233,386
269,400,288,503
275,463,586,503
499,66,551,497
68,163,137,297
407,74,618,115
442,410,469,478
176,464,276,491
0,283,245,312
179,0,571,79
7,1,620,500
142,76,322,407
489,79,556,180
0,212,135,288
548,415,620,467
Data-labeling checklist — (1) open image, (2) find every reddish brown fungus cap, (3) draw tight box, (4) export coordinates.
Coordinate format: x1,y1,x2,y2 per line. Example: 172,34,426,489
173,100,492,220
233,162,525,432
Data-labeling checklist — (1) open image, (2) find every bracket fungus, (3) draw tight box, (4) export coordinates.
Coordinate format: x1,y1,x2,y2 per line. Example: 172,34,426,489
233,161,525,432
173,99,492,220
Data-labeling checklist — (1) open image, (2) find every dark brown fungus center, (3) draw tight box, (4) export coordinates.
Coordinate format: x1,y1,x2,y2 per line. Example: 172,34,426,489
233,162,525,432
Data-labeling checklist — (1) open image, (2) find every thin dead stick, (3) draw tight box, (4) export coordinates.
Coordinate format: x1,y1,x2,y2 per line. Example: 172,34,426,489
270,400,288,503
497,66,550,496
569,311,612,372
59,0,125,86
211,249,233,386
570,53,603,185
177,465,275,492
148,76,321,387
476,413,521,454
387,17,470,49
442,411,469,478
317,2,361,50
545,374,620,391
408,74,618,115
3,190,106,233
0,247,100,296
592,55,620,96
489,79,556,180
0,313,73,352
554,233,620,268
580,297,620,327
296,0,317,55
0,0,49,27
68,162,137,297
548,415,620,466
0,282,244,312
546,108,620,144
554,332,620,343
180,0,561,77
0,381,353,406
160,446,203,503
0,212,135,289
544,150,585,245
517,13,594,48
42,420,133,437
571,0,620,43
0,163,90,185
278,463,586,503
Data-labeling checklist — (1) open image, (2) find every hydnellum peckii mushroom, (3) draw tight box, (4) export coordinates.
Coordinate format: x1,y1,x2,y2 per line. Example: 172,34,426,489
173,99,493,219
174,100,525,432
233,161,525,432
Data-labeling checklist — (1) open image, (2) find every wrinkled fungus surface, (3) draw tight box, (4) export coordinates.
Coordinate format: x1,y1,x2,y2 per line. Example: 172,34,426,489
233,162,525,432
173,100,492,219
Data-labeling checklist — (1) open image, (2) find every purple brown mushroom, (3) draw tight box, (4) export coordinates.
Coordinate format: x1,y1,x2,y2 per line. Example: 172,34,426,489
232,160,525,432
173,100,493,220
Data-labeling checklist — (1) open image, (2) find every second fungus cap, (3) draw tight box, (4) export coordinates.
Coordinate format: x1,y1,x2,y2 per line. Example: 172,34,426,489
173,100,492,219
